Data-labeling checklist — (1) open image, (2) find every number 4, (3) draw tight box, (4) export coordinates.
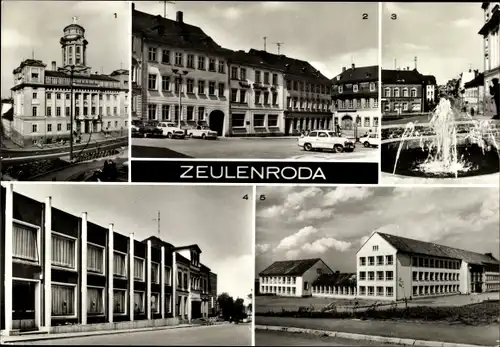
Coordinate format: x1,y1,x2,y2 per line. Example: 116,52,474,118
242,194,248,200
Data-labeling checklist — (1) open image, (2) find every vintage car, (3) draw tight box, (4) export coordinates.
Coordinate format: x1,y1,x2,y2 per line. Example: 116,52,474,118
359,133,379,148
297,130,355,153
132,120,162,138
156,122,186,139
187,125,218,139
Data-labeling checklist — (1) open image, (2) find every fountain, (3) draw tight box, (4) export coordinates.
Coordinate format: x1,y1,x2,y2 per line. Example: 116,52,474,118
381,97,500,182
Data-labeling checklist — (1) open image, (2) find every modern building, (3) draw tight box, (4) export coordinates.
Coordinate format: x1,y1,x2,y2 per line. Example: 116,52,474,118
356,232,500,301
132,5,230,136
381,68,425,118
226,49,285,136
8,20,129,147
311,272,357,297
258,258,334,297
0,184,217,336
331,64,379,137
479,2,500,117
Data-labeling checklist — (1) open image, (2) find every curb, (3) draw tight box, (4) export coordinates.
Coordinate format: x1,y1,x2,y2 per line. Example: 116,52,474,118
254,325,492,347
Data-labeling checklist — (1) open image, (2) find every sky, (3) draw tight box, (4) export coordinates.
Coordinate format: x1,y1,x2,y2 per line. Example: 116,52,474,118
134,1,379,80
382,2,485,85
1,1,130,98
6,183,254,304
256,186,500,277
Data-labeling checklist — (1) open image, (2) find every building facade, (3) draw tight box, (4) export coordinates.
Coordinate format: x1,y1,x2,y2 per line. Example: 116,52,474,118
0,185,217,335
259,258,334,297
382,69,424,118
356,232,500,301
479,2,500,117
227,50,285,136
463,71,485,116
422,74,438,112
8,21,128,147
331,64,379,137
132,6,230,136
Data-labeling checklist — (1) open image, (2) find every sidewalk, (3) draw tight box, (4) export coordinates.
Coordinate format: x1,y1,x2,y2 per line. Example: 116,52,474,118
255,316,499,346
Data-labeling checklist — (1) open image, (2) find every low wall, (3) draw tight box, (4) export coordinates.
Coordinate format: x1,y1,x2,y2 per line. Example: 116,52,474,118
49,317,180,334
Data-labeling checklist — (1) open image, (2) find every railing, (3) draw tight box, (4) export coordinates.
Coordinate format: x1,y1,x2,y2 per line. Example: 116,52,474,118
312,285,357,297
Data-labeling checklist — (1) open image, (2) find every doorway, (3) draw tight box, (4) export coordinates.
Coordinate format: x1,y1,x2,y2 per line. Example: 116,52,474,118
191,301,201,319
341,115,353,130
12,280,38,331
209,110,225,136
284,118,292,136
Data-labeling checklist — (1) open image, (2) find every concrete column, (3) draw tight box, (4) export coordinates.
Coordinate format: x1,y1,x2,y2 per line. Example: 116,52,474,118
172,252,177,317
129,233,135,321
108,224,114,323
187,270,192,322
81,212,88,325
161,246,165,319
44,196,52,330
4,184,14,334
146,240,152,320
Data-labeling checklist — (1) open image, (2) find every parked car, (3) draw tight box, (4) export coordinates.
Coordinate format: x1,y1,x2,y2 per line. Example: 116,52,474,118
134,120,162,138
359,133,379,148
157,122,186,139
298,130,355,153
187,125,218,139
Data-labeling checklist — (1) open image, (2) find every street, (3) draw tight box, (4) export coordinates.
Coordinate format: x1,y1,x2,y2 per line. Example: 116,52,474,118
131,137,378,160
255,330,398,346
11,324,251,346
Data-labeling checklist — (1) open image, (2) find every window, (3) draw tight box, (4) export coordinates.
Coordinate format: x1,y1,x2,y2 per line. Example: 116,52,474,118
175,52,183,66
254,114,265,127
384,88,391,97
151,262,159,283
403,88,409,97
263,92,269,104
209,58,216,71
187,106,194,120
162,76,170,91
32,106,37,117
165,266,172,285
148,104,157,120
134,257,145,281
47,93,52,99
359,271,366,280
52,233,76,269
264,72,270,84
198,56,205,70
209,81,216,95
359,257,366,266
386,255,393,265
52,284,75,316
151,293,160,313
372,245,379,251
218,60,225,73
187,54,194,68
272,92,278,105
114,252,126,277
377,286,384,296
413,271,418,281
57,123,62,131
255,91,261,104
353,84,359,92
368,286,374,296
218,83,225,97
87,287,104,314
376,256,384,265
394,88,400,97
148,74,157,90
268,115,278,127
12,222,39,262
240,90,246,103
231,89,238,102
33,92,38,99
113,289,126,314
198,80,205,94
148,47,157,61
368,256,375,266
386,287,394,296
385,271,394,280
232,114,245,127
231,67,238,79
186,79,194,93
272,73,278,85
370,82,376,91
255,70,261,83
368,271,375,280
134,291,145,313
161,105,170,120
87,243,104,274
411,88,417,97
360,286,366,295
377,271,384,280
198,107,205,120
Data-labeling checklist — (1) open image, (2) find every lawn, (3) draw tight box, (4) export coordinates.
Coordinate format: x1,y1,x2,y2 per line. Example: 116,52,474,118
255,296,379,314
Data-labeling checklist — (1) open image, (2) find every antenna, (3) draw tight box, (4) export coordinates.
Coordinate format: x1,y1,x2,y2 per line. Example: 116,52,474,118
32,48,35,60
414,56,418,70
153,211,161,237
275,42,284,55
263,36,267,51
159,1,176,18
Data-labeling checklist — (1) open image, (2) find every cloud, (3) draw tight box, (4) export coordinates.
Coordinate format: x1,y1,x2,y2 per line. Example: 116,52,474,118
213,254,253,303
452,18,473,27
261,2,291,11
220,7,243,21
1,28,39,48
256,243,270,254
297,208,334,222
384,3,410,14
322,187,373,207
275,226,319,252
302,237,351,253
402,43,430,50
317,48,379,79
285,249,301,260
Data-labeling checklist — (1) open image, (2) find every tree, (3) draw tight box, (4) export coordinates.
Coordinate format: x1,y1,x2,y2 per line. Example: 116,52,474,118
217,293,234,321
232,298,246,322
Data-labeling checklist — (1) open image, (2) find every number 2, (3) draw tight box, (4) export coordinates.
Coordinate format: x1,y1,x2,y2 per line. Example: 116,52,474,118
362,13,368,20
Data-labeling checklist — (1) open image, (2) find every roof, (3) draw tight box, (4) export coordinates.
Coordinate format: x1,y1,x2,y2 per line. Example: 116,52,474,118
422,75,437,85
464,73,484,88
174,244,202,253
382,69,425,84
1,105,13,121
259,258,321,276
45,70,120,82
332,65,379,84
479,8,500,35
133,9,224,54
13,59,46,74
377,232,500,266
312,273,357,287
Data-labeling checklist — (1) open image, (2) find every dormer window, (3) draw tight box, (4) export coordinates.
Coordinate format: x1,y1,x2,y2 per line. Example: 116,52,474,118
353,84,359,92
338,85,343,93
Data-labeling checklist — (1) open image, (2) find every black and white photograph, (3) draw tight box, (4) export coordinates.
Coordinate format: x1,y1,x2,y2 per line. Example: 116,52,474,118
254,186,500,346
380,3,500,185
131,1,380,162
0,1,130,182
0,183,253,345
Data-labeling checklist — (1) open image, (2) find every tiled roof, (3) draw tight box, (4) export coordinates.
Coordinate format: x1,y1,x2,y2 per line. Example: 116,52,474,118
312,273,357,287
259,258,321,276
377,232,500,265
332,65,379,84
133,9,224,54
45,70,120,82
382,69,425,84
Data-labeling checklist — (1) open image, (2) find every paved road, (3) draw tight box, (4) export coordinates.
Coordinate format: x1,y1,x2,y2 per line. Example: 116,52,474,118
15,324,251,346
256,330,398,346
256,316,499,346
132,137,378,160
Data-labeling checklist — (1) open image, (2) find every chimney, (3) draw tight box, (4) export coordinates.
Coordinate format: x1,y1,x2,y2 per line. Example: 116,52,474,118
407,66,409,71
335,270,340,274
485,252,493,258
176,11,183,23
351,63,355,69
342,67,346,72
51,61,56,71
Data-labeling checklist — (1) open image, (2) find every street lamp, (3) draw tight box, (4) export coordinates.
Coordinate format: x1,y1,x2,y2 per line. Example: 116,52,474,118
172,69,188,129
61,64,87,161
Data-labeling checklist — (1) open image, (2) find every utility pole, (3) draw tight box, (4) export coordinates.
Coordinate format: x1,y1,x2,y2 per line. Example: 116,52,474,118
275,42,284,55
159,1,175,18
263,36,267,51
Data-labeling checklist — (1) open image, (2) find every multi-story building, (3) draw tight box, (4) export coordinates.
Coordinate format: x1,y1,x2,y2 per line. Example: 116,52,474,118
132,5,230,136
0,185,217,335
422,74,437,112
331,64,379,137
8,20,128,147
479,2,500,117
259,258,334,297
463,70,485,116
226,49,285,136
356,232,500,301
381,68,424,118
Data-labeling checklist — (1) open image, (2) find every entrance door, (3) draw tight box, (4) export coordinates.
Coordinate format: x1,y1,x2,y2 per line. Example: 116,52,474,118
341,116,353,130
191,301,202,319
285,118,292,136
209,110,225,136
12,281,37,331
